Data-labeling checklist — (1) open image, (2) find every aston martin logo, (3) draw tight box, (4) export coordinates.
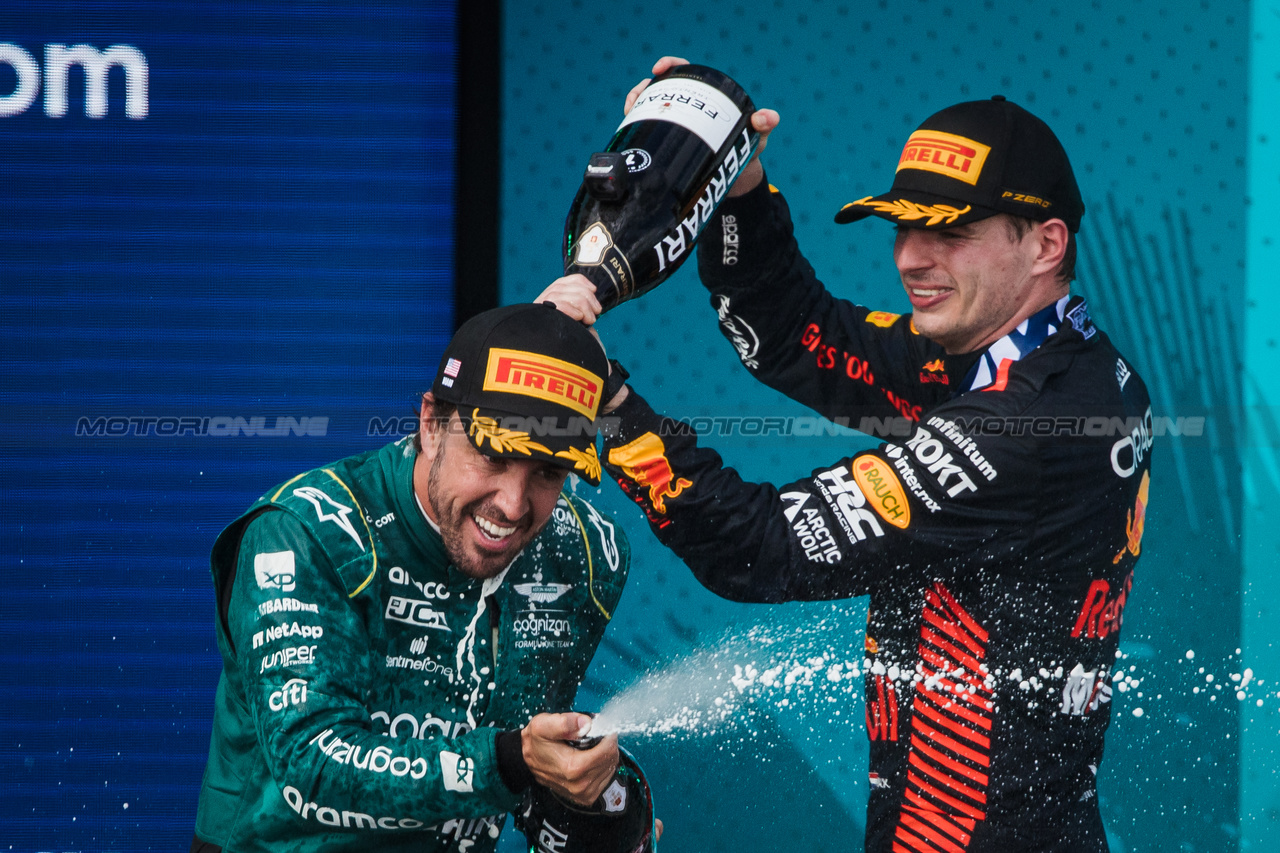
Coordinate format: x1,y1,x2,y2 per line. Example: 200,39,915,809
513,582,573,604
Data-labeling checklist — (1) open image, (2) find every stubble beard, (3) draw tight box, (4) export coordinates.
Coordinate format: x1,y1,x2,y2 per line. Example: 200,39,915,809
426,447,529,580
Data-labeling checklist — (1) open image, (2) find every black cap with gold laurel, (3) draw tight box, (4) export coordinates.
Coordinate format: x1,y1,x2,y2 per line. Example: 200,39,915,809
835,96,1085,232
431,303,607,485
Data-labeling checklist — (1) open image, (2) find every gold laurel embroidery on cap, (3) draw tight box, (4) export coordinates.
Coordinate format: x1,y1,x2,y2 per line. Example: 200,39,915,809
850,196,972,227
554,444,602,482
468,409,552,457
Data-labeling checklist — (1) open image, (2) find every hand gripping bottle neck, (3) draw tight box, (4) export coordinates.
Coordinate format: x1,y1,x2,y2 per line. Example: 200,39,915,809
563,63,761,312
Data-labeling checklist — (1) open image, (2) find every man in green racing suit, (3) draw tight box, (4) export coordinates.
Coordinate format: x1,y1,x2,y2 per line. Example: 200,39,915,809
193,304,631,852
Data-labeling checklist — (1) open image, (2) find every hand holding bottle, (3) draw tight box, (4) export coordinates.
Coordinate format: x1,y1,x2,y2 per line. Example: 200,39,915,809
562,61,767,312
625,56,781,197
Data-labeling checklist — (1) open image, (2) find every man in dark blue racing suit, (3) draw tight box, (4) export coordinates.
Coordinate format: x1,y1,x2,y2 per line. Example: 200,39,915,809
540,59,1153,852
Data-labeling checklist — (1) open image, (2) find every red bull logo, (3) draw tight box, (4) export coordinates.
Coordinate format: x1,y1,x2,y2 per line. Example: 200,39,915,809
919,358,949,385
1113,469,1150,564
865,311,901,328
607,432,692,514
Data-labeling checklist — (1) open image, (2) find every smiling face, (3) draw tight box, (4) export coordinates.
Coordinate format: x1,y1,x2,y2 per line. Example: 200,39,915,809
893,214,1069,354
414,403,568,580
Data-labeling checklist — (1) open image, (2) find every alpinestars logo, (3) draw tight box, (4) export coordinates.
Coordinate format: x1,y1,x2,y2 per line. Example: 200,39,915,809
581,499,622,572
293,486,364,551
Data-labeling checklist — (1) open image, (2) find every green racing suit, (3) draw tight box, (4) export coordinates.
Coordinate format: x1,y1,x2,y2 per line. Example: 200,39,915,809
194,436,630,852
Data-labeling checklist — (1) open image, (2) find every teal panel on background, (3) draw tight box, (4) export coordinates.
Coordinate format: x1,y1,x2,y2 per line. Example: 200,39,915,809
1244,1,1280,849
500,2,1254,851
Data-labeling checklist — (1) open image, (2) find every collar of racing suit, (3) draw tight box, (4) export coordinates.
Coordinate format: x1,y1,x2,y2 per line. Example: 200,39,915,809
959,295,1093,393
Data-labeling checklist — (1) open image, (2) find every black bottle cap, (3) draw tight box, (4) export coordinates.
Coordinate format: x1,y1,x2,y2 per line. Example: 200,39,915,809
583,152,629,201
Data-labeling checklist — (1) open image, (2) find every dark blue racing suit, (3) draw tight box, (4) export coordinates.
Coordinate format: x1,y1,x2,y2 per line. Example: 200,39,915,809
602,180,1152,852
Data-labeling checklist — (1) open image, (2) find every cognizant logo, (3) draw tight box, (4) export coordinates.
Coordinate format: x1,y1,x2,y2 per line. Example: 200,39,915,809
0,43,148,118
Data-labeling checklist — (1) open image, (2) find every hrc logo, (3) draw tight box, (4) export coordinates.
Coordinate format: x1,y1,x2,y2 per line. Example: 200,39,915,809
897,130,991,186
482,348,603,419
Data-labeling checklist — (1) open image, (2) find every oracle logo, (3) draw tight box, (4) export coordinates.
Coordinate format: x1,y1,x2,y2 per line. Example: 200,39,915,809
0,42,148,118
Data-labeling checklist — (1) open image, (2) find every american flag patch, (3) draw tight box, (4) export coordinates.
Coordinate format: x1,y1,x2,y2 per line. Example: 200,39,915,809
444,358,462,378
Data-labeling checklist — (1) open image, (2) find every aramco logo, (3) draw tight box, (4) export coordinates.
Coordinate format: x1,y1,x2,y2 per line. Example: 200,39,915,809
0,42,148,118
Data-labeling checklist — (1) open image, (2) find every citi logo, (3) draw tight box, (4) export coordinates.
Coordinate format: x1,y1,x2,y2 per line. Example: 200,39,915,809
0,42,148,118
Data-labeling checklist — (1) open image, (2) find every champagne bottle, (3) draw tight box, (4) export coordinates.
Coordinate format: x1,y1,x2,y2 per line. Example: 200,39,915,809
562,64,760,311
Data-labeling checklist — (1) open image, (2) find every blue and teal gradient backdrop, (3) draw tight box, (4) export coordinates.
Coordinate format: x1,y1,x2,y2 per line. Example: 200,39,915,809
0,2,456,848
0,2,1275,852
499,3,1274,852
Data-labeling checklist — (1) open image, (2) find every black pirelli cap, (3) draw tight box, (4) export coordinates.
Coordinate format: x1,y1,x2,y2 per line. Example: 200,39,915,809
835,96,1085,232
430,303,607,485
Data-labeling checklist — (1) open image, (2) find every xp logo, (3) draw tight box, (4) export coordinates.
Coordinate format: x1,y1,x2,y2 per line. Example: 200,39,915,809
0,43,148,118
268,678,309,712
254,551,296,592
440,750,475,793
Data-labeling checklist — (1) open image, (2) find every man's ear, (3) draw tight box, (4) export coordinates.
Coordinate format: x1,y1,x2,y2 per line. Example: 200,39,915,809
1031,219,1070,280
418,392,443,457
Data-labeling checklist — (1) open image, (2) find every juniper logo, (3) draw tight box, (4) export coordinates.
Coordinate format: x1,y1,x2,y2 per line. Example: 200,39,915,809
0,42,149,118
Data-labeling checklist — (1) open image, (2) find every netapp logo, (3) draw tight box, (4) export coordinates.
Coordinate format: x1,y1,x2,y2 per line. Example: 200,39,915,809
0,43,149,118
